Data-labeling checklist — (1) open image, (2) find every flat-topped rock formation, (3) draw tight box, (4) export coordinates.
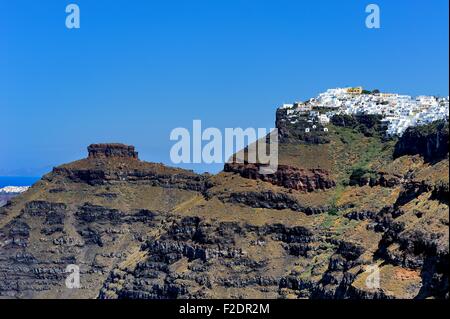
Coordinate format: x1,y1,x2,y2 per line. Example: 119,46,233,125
44,144,210,191
87,143,139,160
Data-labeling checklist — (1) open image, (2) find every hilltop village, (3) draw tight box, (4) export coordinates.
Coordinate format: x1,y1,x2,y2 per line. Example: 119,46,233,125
280,87,449,136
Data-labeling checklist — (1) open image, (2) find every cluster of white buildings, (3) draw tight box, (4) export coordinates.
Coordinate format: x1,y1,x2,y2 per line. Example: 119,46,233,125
0,186,30,194
280,87,449,136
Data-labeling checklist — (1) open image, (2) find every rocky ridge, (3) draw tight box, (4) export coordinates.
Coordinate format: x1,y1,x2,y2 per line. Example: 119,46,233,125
0,117,448,299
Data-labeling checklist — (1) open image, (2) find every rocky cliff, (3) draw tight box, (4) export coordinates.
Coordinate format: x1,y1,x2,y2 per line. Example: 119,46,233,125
0,118,448,299
87,143,139,160
224,163,336,192
276,109,330,144
394,120,449,162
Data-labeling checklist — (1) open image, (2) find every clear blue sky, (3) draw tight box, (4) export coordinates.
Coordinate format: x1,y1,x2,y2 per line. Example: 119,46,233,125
1,0,448,176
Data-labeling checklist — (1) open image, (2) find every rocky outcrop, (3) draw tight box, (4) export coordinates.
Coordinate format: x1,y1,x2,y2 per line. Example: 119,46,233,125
224,163,336,192
88,144,139,160
394,120,449,162
276,108,331,144
432,182,449,204
349,170,402,188
0,199,161,298
0,201,70,297
312,241,367,299
97,217,338,299
394,181,433,207
330,114,386,137
46,145,212,192
0,195,14,208
50,166,210,191
95,214,378,300
370,185,449,299
221,190,328,215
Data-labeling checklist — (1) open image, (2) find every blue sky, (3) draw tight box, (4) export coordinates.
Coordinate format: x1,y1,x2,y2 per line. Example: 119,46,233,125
1,0,448,175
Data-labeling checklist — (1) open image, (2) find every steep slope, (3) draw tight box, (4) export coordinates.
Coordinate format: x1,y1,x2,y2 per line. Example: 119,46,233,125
0,117,448,299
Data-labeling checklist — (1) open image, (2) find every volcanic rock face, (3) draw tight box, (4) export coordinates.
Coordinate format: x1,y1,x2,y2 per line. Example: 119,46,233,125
222,190,329,215
394,120,449,162
47,144,210,191
87,143,139,160
97,219,337,299
224,163,336,192
0,117,448,300
276,109,330,144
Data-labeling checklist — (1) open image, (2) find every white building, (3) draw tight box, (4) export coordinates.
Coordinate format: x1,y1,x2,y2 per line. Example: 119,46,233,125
280,88,449,137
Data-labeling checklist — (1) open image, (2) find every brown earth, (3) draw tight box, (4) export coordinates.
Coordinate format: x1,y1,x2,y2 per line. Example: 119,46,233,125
0,118,448,299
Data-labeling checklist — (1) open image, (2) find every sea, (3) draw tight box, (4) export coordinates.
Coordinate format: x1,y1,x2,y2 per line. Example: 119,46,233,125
0,176,40,188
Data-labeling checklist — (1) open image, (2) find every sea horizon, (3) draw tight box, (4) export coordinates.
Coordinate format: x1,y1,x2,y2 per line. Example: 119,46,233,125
0,176,41,188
